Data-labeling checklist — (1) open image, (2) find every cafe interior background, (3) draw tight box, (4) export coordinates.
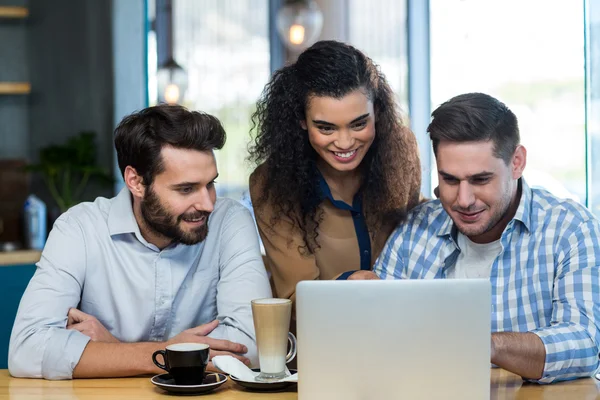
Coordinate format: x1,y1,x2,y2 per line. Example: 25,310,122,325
0,0,598,369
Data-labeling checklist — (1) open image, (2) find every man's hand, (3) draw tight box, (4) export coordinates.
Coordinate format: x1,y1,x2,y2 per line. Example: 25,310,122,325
347,271,380,280
72,319,251,378
67,308,120,343
168,320,251,366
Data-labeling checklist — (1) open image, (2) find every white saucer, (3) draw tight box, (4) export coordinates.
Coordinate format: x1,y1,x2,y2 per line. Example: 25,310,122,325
229,368,297,391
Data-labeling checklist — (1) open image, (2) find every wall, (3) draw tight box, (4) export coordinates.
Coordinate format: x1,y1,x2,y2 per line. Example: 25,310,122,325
0,0,29,159
1,0,115,171
111,0,148,191
0,264,35,369
27,0,115,204
0,0,116,213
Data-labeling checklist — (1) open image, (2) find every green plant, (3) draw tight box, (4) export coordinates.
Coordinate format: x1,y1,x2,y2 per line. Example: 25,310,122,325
27,131,113,212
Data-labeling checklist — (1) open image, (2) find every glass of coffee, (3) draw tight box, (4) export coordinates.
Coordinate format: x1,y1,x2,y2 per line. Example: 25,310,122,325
251,298,297,382
152,343,210,385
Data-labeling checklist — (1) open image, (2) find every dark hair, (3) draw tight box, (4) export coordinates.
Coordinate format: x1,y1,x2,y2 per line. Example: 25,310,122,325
249,40,421,253
114,104,226,185
428,92,520,164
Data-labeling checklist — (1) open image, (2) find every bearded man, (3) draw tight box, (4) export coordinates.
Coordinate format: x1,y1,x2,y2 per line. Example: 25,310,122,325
9,104,271,379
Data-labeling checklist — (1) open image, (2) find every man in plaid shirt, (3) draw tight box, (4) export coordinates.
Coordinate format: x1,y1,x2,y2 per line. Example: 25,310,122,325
359,93,600,383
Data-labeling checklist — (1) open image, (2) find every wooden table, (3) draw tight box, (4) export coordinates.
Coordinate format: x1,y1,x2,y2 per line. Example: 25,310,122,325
0,369,598,399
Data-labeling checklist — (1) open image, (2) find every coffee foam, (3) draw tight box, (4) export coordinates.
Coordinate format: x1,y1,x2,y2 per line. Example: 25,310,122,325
166,343,209,352
252,298,291,305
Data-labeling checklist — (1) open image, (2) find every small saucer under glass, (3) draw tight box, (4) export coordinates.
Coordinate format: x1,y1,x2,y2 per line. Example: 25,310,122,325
230,368,297,392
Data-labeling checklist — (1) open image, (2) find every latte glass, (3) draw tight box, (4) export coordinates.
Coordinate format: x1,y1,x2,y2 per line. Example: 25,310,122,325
251,298,297,382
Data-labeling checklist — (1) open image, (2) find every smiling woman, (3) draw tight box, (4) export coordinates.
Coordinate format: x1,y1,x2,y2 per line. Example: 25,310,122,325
302,91,376,175
247,40,422,316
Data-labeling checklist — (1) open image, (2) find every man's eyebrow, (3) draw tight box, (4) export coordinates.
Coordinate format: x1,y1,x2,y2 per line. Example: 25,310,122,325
170,181,199,189
469,172,494,179
439,171,457,179
169,174,219,189
439,171,494,179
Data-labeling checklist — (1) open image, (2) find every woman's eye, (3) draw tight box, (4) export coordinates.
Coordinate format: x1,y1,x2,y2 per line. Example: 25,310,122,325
352,121,367,130
318,125,334,133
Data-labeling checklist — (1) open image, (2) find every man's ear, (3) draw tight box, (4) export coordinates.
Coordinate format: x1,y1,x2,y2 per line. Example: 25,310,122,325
124,166,145,199
511,145,527,180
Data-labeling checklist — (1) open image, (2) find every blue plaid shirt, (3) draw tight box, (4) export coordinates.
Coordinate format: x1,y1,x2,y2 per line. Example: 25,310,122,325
374,179,600,383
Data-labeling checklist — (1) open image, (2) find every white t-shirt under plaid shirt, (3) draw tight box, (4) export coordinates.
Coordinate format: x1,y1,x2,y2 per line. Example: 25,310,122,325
374,178,600,383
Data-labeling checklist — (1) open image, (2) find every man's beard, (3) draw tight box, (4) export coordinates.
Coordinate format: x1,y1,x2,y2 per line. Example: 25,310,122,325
141,187,210,245
451,184,514,239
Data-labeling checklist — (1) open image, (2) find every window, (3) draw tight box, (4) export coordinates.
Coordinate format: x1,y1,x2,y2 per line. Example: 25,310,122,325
348,0,409,113
430,0,586,203
586,0,600,216
149,0,270,200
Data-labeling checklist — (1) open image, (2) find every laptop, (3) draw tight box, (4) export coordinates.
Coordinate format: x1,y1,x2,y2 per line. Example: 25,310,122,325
296,279,491,400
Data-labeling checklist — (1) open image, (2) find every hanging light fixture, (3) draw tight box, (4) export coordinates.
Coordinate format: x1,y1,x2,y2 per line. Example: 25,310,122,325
157,58,187,105
156,0,188,104
276,0,323,52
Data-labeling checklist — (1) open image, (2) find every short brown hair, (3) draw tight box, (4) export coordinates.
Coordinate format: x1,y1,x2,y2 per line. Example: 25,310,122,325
427,93,520,164
114,104,226,186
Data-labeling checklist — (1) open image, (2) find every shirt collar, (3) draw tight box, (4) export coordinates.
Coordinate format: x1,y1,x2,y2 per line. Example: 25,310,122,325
317,172,362,212
436,212,455,237
108,188,143,236
512,178,532,232
436,177,532,237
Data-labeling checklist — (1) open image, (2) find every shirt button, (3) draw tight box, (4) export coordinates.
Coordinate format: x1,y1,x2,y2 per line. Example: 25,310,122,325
363,250,370,256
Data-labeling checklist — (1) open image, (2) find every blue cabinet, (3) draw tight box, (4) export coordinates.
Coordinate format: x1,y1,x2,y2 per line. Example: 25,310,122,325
0,265,36,369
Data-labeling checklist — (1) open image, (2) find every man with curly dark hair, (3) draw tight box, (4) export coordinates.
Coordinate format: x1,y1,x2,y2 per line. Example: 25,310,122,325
248,40,422,314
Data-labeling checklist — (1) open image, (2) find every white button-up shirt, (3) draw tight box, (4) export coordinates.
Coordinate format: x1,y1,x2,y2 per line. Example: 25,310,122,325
9,188,272,379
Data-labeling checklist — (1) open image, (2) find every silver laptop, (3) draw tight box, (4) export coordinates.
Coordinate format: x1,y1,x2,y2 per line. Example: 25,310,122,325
296,279,491,400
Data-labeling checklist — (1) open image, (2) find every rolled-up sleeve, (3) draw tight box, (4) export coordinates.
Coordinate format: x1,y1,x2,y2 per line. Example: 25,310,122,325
8,214,90,380
373,225,407,280
208,205,272,367
530,219,600,383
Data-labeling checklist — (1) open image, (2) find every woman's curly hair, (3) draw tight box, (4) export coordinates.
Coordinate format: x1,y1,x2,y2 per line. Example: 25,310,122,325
249,40,421,254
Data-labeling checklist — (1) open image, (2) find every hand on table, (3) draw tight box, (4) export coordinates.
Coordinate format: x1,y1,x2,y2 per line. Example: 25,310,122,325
168,320,251,366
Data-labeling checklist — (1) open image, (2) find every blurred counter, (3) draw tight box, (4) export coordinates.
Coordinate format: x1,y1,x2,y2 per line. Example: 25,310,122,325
0,250,41,266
